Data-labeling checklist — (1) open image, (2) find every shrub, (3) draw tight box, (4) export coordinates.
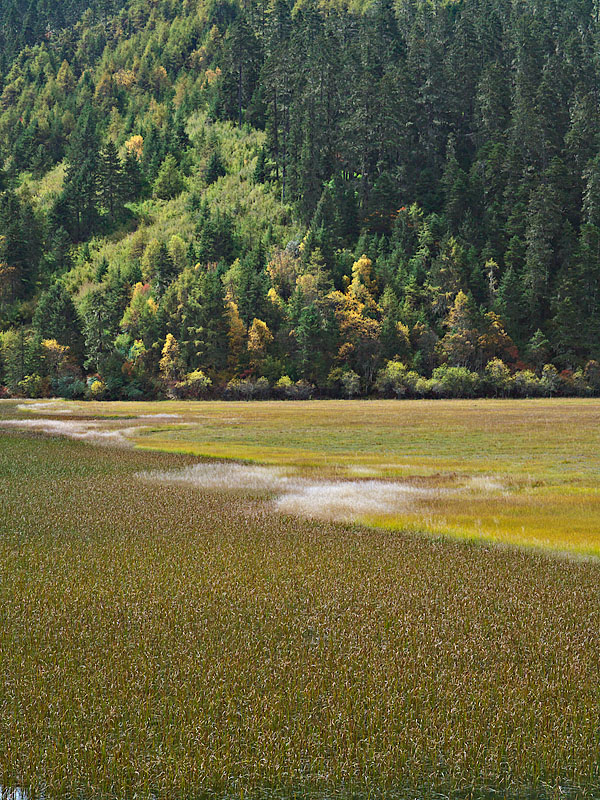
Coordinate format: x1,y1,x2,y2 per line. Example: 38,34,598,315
275,375,294,398
326,368,345,397
104,373,126,399
484,358,513,397
86,376,107,399
571,369,591,397
254,377,271,400
53,375,86,399
431,365,480,398
584,360,600,393
414,376,435,397
512,370,543,397
327,367,361,398
555,369,590,397
341,369,361,398
17,374,47,398
121,382,145,400
225,377,271,400
375,360,419,398
540,364,560,396
293,380,314,400
275,376,314,400
172,369,212,399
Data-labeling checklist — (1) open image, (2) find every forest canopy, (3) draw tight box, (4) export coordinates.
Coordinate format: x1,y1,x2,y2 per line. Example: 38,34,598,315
1,0,600,399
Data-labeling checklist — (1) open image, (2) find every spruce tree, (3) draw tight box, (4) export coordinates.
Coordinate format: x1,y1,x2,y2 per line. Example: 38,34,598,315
59,106,101,240
98,140,125,221
32,284,85,363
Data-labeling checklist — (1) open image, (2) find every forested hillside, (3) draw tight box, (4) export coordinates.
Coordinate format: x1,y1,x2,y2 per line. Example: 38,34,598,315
0,0,127,74
1,0,600,399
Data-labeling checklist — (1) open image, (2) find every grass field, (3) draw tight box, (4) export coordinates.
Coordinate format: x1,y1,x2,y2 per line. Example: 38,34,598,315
5,397,600,557
1,402,600,799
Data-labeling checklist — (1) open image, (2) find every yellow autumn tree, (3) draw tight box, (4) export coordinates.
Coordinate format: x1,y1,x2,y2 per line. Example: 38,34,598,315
120,282,157,340
56,60,75,93
323,253,383,383
267,287,284,309
159,333,182,382
125,135,144,160
327,289,382,384
41,339,71,377
114,69,136,89
151,65,170,95
247,318,273,367
224,291,246,369
437,290,480,368
348,254,377,308
295,248,332,304
267,248,300,300
94,71,115,108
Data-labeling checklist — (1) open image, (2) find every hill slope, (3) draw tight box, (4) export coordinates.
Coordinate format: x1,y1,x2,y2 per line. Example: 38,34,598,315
1,0,600,399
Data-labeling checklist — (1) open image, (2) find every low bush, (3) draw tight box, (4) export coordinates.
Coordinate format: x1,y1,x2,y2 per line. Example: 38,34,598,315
17,374,49,398
430,365,481,398
513,370,544,397
275,376,314,399
172,369,213,399
225,376,270,400
375,361,420,398
53,375,86,399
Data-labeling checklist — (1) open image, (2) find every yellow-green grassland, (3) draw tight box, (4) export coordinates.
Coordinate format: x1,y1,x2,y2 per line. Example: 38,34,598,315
7,396,600,556
1,398,600,799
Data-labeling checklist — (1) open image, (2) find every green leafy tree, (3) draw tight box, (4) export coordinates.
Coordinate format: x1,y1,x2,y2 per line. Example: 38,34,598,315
142,240,177,297
204,150,226,185
57,106,101,240
526,329,551,372
153,154,184,200
122,149,145,200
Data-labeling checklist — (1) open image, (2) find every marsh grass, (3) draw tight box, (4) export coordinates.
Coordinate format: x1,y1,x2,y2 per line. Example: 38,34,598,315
9,398,600,556
1,425,600,799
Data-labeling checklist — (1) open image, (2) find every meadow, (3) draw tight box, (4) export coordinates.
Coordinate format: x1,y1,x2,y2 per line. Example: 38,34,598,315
1,399,600,799
6,397,600,556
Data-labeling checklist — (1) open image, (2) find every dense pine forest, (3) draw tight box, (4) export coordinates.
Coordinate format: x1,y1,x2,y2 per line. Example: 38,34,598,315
1,0,600,399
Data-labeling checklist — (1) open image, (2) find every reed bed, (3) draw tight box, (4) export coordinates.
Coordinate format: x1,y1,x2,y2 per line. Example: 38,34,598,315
8,397,600,556
1,423,600,799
